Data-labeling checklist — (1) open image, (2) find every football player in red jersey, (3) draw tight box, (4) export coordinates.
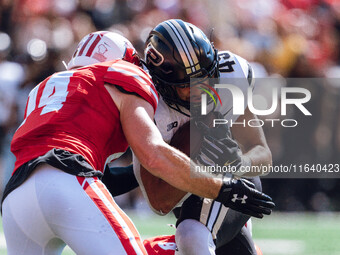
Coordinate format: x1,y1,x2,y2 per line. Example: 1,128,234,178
1,30,273,255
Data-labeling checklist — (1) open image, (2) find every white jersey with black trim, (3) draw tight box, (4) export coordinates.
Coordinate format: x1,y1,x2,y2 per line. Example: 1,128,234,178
155,50,254,140
214,51,254,118
133,51,254,214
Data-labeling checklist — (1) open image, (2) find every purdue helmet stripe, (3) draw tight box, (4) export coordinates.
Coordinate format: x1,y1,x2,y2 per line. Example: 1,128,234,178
166,20,201,74
169,20,201,71
161,21,193,74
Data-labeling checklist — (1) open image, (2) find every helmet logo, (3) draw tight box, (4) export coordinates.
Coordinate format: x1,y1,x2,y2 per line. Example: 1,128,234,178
92,43,108,62
145,42,164,66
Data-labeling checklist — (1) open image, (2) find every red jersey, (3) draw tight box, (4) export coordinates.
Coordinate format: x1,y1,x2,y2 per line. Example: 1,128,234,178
143,235,177,255
11,60,158,173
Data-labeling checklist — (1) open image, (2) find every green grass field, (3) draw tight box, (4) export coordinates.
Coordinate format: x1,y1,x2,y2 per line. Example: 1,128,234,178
1,212,339,255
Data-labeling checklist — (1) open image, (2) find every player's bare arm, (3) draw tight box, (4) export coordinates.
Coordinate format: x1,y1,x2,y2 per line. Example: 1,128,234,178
231,107,272,177
105,84,222,199
106,85,274,218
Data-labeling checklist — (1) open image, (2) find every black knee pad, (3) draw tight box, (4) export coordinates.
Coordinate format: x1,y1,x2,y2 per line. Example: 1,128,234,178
216,226,257,255
174,195,204,227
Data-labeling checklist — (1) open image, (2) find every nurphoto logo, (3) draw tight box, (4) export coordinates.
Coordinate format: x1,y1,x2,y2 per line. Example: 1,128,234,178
200,84,312,128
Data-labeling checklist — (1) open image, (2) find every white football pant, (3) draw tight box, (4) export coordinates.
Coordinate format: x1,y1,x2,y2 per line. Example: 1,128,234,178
2,164,147,255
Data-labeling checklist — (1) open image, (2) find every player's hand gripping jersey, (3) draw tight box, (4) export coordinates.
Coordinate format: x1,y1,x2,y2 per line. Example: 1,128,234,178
11,59,158,174
134,51,254,214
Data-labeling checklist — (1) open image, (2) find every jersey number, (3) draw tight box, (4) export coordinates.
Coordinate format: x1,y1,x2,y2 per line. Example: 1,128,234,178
25,71,73,119
218,52,236,73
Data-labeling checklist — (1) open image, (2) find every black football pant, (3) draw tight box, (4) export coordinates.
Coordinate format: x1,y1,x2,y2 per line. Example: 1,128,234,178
174,176,262,255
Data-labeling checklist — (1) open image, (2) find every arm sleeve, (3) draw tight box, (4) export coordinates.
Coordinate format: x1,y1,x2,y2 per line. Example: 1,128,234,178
102,164,139,197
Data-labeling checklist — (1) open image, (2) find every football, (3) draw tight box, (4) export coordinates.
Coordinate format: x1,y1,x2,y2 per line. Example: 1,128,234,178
168,120,191,155
169,111,219,158
139,121,191,213
140,111,220,214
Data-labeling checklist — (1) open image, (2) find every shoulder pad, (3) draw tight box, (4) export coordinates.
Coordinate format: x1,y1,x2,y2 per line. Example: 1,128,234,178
104,60,158,112
218,51,254,87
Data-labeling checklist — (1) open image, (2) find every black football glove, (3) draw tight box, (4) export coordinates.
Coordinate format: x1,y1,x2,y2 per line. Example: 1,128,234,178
194,111,231,139
197,135,242,170
215,178,275,218
194,112,242,171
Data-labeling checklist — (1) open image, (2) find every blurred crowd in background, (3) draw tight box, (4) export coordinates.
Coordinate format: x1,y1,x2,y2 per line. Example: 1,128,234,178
0,0,340,211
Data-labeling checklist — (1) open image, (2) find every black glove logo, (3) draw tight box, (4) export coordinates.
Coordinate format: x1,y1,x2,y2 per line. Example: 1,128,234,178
216,179,275,218
231,194,248,204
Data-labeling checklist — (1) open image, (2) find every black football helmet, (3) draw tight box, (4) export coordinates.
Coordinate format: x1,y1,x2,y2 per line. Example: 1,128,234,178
144,19,219,112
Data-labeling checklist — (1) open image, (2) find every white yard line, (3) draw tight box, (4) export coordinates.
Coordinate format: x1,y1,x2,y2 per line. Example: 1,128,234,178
255,239,305,254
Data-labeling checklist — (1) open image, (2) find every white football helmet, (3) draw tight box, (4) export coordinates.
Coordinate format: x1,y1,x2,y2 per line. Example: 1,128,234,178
67,31,140,70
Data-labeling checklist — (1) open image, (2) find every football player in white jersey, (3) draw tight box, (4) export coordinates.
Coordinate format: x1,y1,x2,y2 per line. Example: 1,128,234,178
103,19,273,255
136,19,272,255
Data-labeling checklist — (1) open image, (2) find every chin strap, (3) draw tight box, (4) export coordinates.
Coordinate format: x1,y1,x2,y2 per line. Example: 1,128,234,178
167,103,191,117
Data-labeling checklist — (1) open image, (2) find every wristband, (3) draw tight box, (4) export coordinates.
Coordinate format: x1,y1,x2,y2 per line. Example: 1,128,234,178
215,177,232,204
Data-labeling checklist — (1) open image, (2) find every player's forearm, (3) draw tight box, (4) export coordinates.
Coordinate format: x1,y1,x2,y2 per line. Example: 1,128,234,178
119,93,222,199
145,143,222,199
240,145,272,177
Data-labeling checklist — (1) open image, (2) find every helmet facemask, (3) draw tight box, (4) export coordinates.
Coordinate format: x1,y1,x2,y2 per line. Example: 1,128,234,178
150,48,220,116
